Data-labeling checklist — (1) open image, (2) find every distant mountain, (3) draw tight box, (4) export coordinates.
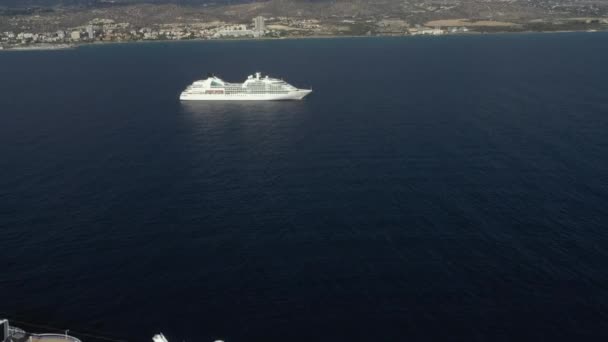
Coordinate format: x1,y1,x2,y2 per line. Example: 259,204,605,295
0,0,262,8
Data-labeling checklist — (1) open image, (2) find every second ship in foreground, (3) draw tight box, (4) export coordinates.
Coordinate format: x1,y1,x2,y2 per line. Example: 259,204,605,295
180,72,312,101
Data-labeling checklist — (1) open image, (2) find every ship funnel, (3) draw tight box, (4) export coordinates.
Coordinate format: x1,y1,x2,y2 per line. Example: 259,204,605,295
153,333,169,342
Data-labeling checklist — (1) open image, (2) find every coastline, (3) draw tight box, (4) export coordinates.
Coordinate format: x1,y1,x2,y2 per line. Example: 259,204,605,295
0,43,74,51
1,29,606,52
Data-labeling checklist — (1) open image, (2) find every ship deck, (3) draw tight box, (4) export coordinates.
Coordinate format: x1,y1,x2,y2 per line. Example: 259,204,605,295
9,330,82,342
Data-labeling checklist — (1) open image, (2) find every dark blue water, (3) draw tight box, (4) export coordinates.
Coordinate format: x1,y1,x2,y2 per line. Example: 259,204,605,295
1,33,608,341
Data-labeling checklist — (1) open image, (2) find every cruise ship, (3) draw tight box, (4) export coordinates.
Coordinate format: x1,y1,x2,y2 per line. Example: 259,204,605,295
180,72,312,101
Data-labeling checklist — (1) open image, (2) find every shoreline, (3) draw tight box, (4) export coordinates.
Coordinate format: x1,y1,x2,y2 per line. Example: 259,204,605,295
0,43,74,51
1,29,606,51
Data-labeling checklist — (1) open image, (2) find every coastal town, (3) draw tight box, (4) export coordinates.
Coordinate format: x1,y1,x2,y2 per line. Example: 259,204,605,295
1,16,270,50
1,0,608,50
0,16,469,49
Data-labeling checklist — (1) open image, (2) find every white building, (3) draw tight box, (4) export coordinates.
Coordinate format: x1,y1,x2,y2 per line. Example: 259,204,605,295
449,27,469,33
213,25,254,38
87,25,95,40
410,27,444,36
71,31,81,40
20,33,34,39
253,16,265,37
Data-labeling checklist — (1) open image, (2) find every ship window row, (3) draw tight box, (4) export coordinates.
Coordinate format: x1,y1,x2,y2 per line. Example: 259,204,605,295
225,90,289,94
221,88,290,92
247,86,288,89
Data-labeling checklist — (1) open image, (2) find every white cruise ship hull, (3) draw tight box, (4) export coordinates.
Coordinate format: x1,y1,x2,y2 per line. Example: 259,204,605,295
180,89,312,101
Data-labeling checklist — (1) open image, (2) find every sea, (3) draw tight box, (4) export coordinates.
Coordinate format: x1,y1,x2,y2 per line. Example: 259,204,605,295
1,33,608,342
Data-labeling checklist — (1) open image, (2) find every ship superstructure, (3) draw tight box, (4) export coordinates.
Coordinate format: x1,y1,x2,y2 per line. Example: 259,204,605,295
180,72,312,101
